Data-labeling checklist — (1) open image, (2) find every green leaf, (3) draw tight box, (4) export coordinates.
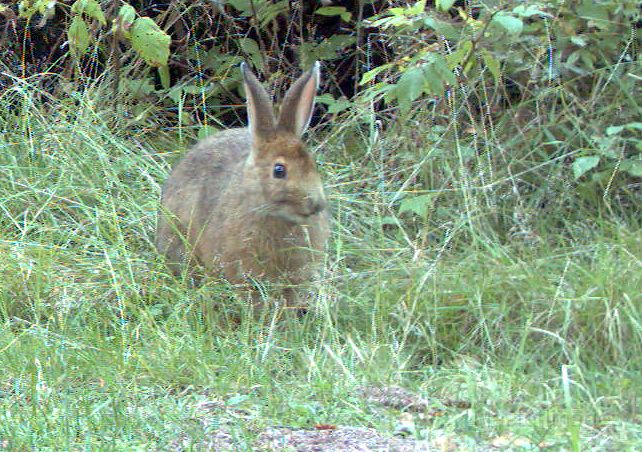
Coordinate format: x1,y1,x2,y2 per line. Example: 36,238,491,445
593,136,619,159
446,40,472,69
197,125,218,140
512,5,551,18
577,1,610,28
118,4,136,28
606,125,625,136
396,67,425,113
431,54,456,86
121,78,155,96
257,1,288,28
620,160,642,177
380,216,398,226
316,94,352,114
158,65,170,90
315,6,351,22
570,36,587,47
399,194,434,218
572,155,600,179
226,394,249,406
606,122,642,135
115,4,136,39
360,64,392,85
370,15,408,29
492,13,523,35
130,17,171,67
239,38,263,71
436,0,455,12
19,0,52,19
407,0,426,16
71,0,106,26
481,49,501,83
423,17,459,40
226,0,252,15
299,35,357,65
68,15,90,56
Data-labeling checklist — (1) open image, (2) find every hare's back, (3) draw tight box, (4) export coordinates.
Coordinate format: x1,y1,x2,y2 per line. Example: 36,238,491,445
161,128,251,216
180,128,251,176
164,128,250,187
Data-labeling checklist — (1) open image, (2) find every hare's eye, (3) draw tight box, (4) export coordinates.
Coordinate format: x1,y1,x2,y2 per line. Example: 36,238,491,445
273,163,287,179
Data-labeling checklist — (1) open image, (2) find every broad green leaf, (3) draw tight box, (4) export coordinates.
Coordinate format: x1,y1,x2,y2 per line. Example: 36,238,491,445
315,6,351,22
606,125,625,136
425,70,444,95
620,160,642,177
316,94,352,114
446,40,472,69
115,4,136,38
431,54,456,86
572,155,600,179
396,67,425,113
606,122,642,135
130,17,171,67
481,49,501,83
399,194,434,217
492,13,523,35
590,169,612,184
71,0,106,25
512,5,551,18
423,17,459,39
593,136,618,159
68,15,90,56
239,38,263,70
436,0,455,12
118,4,136,28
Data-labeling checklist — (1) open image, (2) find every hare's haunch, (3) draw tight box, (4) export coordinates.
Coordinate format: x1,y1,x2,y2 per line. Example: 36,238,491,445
156,63,329,306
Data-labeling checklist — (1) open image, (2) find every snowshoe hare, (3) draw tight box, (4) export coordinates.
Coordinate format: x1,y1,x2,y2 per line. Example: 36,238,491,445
156,62,329,308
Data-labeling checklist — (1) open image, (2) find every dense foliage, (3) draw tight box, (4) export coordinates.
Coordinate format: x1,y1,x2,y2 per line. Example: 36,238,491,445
2,1,640,198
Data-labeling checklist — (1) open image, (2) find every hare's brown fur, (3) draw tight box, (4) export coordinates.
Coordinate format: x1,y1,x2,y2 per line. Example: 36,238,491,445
156,64,328,305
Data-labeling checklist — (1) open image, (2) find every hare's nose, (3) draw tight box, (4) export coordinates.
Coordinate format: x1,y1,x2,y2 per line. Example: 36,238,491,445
306,195,326,215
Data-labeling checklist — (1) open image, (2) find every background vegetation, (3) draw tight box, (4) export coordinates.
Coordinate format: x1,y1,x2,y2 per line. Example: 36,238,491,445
1,0,640,449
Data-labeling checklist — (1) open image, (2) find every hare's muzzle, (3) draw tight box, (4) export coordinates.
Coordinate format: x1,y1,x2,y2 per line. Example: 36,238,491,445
305,195,327,216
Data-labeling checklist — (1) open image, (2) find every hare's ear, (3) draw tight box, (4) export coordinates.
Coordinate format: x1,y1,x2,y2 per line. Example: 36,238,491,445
277,61,320,137
241,62,276,142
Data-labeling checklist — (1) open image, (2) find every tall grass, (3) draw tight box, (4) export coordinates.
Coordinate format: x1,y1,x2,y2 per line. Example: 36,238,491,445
0,68,640,449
